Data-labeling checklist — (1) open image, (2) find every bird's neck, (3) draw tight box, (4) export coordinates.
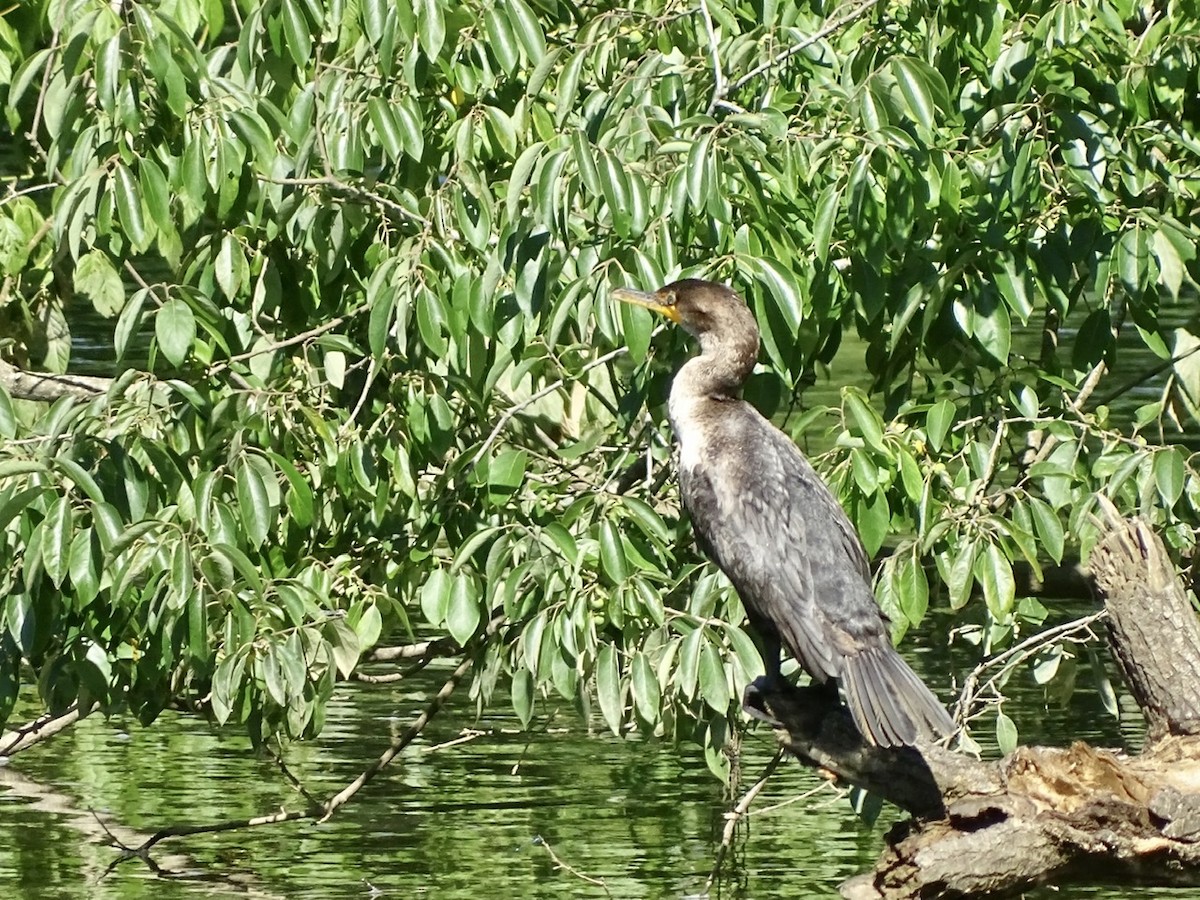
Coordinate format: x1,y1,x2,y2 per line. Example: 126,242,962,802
673,329,759,402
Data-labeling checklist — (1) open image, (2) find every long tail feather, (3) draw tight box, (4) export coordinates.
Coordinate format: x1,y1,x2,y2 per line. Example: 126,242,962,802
840,644,955,748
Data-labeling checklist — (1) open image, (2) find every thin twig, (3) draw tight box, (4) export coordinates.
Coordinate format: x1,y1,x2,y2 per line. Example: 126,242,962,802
469,345,629,467
706,749,783,892
209,315,348,373
422,729,485,753
953,610,1107,724
0,182,57,207
258,175,427,226
534,835,612,896
723,0,884,98
1068,359,1108,413
131,619,502,854
699,0,726,115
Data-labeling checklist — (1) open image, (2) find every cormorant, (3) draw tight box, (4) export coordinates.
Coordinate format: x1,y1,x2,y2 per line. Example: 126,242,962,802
613,278,955,747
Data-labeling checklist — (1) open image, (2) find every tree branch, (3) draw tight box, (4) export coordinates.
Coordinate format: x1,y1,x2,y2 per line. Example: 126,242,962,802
0,703,89,756
721,0,883,99
765,498,1200,897
0,358,112,402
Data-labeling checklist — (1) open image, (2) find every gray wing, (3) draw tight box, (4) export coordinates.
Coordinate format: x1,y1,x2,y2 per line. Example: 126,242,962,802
679,405,887,682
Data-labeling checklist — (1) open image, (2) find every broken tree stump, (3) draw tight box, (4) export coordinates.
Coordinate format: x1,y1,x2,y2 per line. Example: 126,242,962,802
759,501,1200,899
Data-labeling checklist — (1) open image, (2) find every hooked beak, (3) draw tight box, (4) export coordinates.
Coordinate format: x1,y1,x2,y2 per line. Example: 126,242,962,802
612,287,681,324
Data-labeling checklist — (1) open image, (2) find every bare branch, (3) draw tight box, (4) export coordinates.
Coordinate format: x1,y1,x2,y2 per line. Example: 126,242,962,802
706,749,783,890
258,174,427,227
470,345,630,467
699,0,726,116
534,835,612,896
722,0,884,99
367,637,457,662
0,358,112,402
0,703,89,756
952,611,1107,725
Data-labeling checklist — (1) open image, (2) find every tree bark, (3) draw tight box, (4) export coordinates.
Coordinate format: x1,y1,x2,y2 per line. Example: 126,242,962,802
761,501,1200,899
0,358,111,402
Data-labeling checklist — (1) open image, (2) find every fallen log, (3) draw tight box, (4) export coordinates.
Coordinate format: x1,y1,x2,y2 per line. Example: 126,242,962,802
758,498,1200,899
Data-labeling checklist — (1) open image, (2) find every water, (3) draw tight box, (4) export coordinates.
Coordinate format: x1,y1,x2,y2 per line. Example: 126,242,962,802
2,617,1189,900
0,665,885,899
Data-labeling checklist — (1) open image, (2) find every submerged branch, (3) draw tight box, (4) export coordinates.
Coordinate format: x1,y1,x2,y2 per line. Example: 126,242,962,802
124,617,502,856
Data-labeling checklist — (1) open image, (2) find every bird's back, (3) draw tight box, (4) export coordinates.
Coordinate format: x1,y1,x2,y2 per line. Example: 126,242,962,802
674,398,889,682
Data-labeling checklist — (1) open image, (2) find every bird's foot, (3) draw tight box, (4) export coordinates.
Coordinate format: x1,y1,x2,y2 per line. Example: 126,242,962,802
742,677,783,727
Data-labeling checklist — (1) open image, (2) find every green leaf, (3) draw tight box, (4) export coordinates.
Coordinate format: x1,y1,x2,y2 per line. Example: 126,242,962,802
977,542,1015,621
155,297,195,366
488,449,527,493
421,569,451,627
596,644,623,735
947,538,976,610
170,540,194,607
211,543,265,596
630,650,660,724
266,451,314,528
368,280,396,358
68,527,98,605
677,628,703,699
1028,497,1064,565
324,617,362,678
114,163,149,250
367,97,405,160
216,233,247,300
1154,447,1185,508
599,519,628,583
844,388,885,453
484,4,519,72
897,549,929,627
505,0,545,59
750,256,804,335
236,460,272,547
140,156,171,228
812,184,841,263
41,496,73,589
73,250,125,318
280,0,313,70
228,109,277,164
354,603,383,650
95,32,123,114
511,668,534,726
892,56,943,132
926,399,955,452
995,710,1018,756
698,639,728,713
446,574,481,645
417,0,445,59
686,132,713,209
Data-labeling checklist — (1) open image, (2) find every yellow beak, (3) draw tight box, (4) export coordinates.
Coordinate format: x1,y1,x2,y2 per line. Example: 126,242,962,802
612,287,681,324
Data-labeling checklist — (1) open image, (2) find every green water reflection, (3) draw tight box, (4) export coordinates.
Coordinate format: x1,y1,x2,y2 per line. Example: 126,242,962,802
0,631,1189,899
1,663,885,899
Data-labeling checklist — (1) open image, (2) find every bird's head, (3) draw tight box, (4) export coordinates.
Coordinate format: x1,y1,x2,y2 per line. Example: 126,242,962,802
611,279,757,344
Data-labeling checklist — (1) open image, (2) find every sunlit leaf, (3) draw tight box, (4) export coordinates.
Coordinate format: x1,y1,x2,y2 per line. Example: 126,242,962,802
155,298,195,366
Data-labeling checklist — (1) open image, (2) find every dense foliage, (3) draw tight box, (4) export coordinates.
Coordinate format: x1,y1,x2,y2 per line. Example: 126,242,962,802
2,0,1199,771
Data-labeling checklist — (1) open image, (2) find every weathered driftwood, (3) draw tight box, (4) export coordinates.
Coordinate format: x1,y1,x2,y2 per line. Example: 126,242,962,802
759,503,1200,899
